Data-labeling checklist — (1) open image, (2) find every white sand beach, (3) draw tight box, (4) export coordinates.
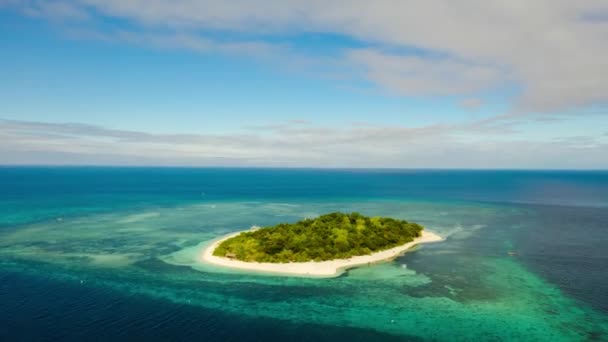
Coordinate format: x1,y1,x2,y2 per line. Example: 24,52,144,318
201,230,443,277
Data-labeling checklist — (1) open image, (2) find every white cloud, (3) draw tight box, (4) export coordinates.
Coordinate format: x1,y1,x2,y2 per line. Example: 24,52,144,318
40,0,608,112
348,49,503,96
3,1,608,112
1,119,606,168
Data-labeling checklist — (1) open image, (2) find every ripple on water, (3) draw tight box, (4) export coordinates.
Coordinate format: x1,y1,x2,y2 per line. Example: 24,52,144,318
0,200,606,341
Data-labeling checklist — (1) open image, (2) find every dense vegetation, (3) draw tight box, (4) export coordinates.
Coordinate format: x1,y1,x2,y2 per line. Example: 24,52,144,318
213,212,424,263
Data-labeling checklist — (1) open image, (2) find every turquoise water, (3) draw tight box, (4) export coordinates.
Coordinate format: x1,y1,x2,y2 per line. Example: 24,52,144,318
1,168,607,341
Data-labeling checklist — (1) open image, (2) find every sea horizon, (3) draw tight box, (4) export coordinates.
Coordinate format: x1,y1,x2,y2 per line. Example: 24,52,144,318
2,164,608,171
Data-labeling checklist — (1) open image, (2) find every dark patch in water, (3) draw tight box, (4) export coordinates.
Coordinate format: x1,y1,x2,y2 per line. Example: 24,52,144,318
0,269,421,342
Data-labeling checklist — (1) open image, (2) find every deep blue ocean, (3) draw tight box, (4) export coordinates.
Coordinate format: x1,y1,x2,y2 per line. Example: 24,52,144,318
1,167,607,341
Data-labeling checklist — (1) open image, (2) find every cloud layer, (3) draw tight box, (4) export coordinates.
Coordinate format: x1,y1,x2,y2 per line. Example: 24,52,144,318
1,119,606,168
5,0,608,112
2,2,607,167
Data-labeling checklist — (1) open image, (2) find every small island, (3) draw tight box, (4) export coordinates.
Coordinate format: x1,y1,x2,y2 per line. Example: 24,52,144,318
202,212,442,277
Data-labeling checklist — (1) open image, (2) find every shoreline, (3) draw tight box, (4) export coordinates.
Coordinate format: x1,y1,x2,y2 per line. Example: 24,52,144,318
200,230,443,277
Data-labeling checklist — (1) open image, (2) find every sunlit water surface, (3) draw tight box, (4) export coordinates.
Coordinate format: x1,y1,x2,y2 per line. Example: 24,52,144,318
1,168,607,341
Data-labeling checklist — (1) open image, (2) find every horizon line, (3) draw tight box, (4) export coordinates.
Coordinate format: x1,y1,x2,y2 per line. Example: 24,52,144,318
1,164,607,172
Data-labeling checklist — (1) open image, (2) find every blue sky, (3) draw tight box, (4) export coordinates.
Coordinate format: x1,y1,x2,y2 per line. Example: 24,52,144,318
0,1,607,168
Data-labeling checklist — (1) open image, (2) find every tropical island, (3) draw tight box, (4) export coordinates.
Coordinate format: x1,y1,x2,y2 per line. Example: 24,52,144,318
201,212,442,277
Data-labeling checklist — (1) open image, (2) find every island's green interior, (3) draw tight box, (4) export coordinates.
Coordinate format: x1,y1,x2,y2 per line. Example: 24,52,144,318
213,212,423,262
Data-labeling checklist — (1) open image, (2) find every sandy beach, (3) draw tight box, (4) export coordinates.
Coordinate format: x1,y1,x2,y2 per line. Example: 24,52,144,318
201,230,443,277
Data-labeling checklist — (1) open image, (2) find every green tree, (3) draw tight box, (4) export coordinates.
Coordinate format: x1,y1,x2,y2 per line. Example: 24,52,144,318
213,212,424,263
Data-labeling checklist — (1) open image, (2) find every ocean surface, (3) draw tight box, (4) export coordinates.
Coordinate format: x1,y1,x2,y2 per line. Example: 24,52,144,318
1,167,607,341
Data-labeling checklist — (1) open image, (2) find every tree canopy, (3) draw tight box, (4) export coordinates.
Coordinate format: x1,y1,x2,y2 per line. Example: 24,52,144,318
213,212,424,263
